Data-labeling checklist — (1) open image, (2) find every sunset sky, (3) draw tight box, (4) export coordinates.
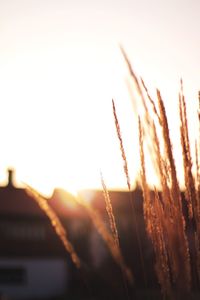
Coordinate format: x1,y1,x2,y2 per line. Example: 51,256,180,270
0,0,199,195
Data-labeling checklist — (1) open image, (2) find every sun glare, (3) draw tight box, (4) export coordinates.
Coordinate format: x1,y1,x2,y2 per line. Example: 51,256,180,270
0,46,139,196
0,0,200,196
0,44,198,197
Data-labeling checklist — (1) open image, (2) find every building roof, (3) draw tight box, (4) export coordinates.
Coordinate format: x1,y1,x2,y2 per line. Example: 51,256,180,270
49,188,88,219
80,188,144,214
0,169,145,219
0,170,47,217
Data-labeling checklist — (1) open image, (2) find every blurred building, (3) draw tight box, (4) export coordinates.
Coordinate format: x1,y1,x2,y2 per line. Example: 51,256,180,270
0,170,68,300
86,189,156,289
0,170,159,299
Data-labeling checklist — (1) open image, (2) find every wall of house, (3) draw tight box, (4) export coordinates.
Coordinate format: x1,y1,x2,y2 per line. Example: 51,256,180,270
0,258,68,299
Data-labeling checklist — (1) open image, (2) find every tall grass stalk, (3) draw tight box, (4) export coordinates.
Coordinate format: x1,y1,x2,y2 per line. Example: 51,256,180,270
74,193,134,285
179,85,200,286
112,98,147,287
26,184,133,283
112,99,131,190
139,118,171,295
100,171,119,247
150,89,191,292
153,91,191,292
25,184,81,268
121,50,194,295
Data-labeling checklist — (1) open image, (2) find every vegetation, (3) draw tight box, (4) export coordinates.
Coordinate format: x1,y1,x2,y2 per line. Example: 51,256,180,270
26,49,200,299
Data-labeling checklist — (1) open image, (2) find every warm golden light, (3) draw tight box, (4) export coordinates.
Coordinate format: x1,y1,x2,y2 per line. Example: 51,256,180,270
0,1,199,195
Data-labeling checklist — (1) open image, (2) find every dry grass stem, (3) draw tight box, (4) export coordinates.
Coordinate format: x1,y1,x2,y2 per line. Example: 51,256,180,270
112,97,147,286
25,184,81,268
112,99,131,190
140,77,161,125
179,94,194,219
74,194,134,285
195,141,200,200
157,90,182,208
100,172,120,247
137,83,192,293
139,118,171,295
120,46,146,109
157,89,191,291
179,85,200,285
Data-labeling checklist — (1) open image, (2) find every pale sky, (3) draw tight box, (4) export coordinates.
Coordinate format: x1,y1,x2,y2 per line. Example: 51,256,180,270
0,0,199,195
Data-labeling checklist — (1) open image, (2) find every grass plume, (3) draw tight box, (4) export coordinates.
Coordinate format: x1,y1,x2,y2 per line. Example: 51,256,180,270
112,99,131,190
25,184,81,269
121,51,193,295
100,171,120,247
74,193,134,285
112,98,148,288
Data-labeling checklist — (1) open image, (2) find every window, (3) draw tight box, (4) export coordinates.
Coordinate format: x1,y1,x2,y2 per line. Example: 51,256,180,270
0,221,46,241
0,267,26,285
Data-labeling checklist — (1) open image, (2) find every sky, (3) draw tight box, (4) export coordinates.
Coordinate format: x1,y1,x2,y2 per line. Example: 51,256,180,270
0,0,199,195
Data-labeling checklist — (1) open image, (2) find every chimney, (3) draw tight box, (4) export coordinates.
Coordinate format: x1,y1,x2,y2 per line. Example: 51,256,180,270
7,168,15,187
